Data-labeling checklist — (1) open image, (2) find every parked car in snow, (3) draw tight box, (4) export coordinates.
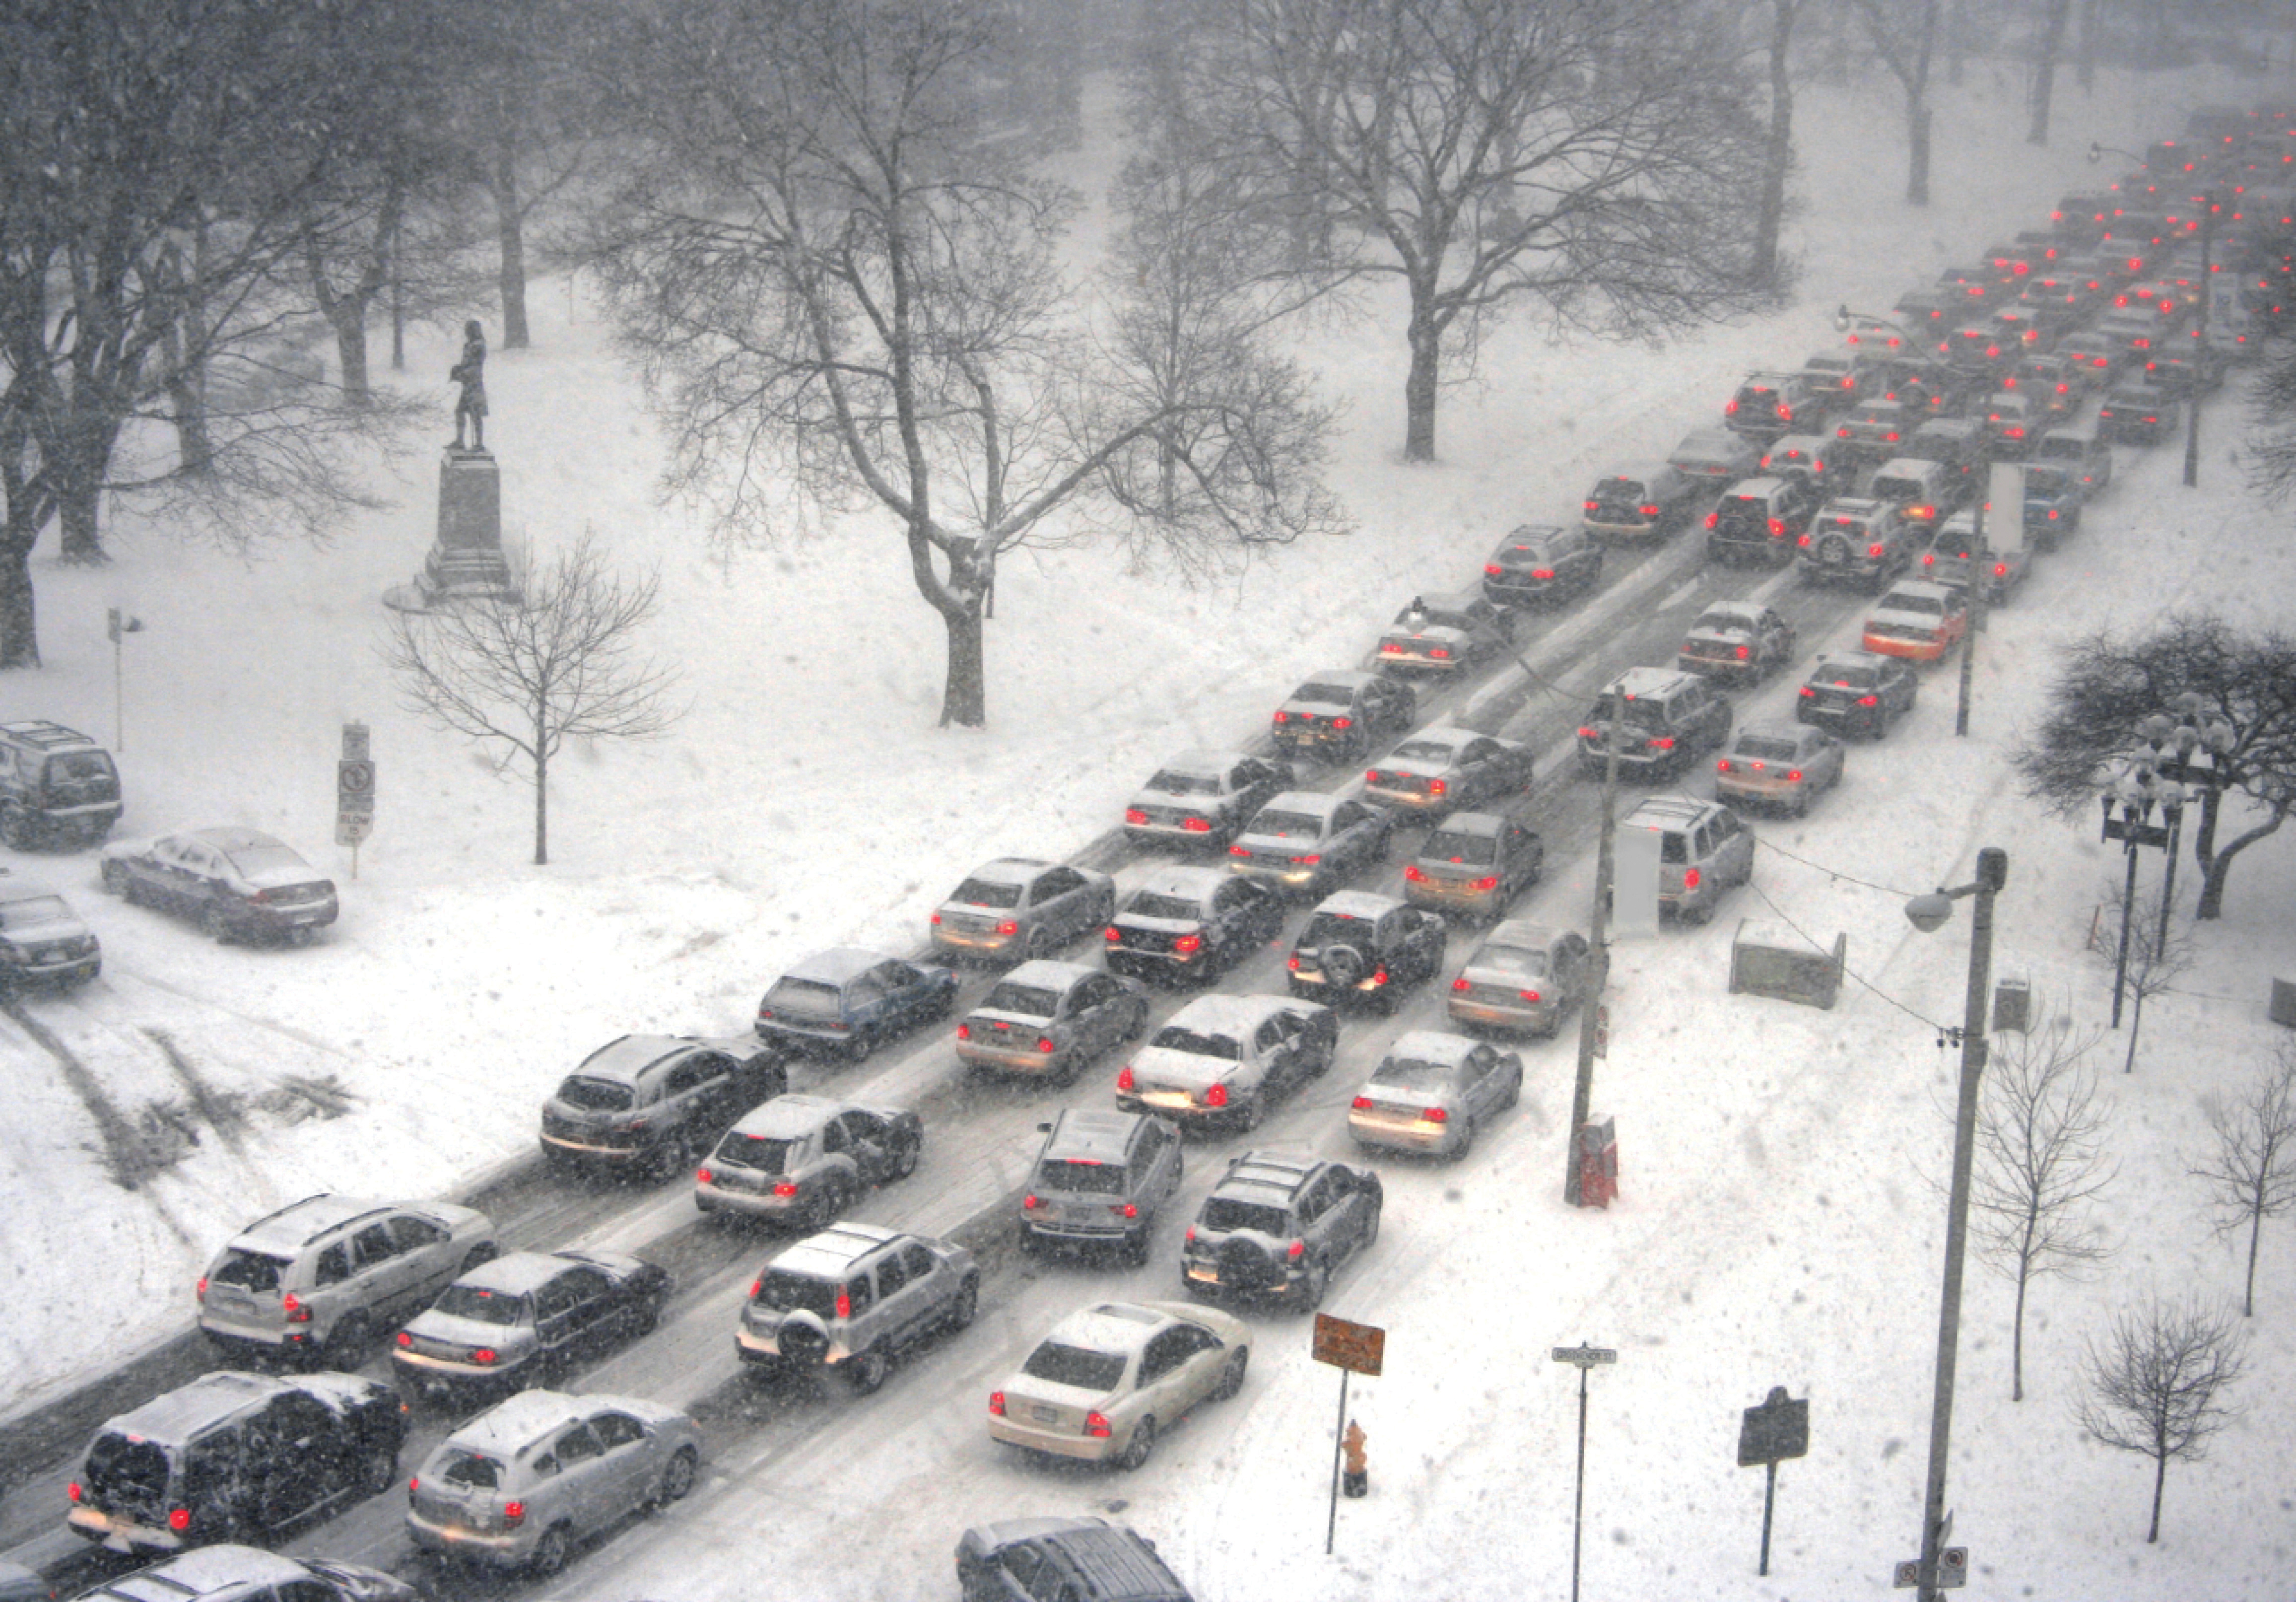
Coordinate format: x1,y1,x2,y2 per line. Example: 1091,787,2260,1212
0,720,121,848
0,874,100,990
100,828,336,944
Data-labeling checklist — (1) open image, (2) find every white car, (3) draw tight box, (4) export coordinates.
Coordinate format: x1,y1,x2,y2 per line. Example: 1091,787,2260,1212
988,1301,1251,1470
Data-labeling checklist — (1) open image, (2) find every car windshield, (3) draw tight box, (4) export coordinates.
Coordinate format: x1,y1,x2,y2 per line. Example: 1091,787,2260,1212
1592,479,1643,505
85,1434,170,1496
1292,682,1353,706
1300,911,1374,948
437,1451,504,1490
1733,735,1801,763
1124,892,1204,921
1371,1054,1454,1086
950,878,1022,909
1473,943,1550,978
982,982,1061,1019
751,1269,838,1318
1421,830,1496,866
1200,1197,1292,1236
432,1284,528,1326
714,1133,793,1173
1881,592,1945,617
555,1075,634,1113
1149,1026,1241,1059
1817,663,1880,689
210,1249,287,1293
1144,770,1218,795
763,977,842,1017
1034,1159,1126,1196
221,844,307,878
1390,740,1460,763
1247,811,1323,839
1022,1341,1128,1392
2026,466,2073,493
0,895,72,929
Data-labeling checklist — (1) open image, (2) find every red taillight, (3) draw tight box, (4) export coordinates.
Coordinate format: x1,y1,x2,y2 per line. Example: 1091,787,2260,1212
1858,694,1880,707
1868,543,1886,558
1485,562,1503,576
1292,853,1322,866
749,1277,763,1298
1273,710,1288,723
1724,398,1739,413
996,919,1018,936
1909,505,1934,520
196,1277,207,1301
1768,517,1786,537
1428,778,1447,796
472,1348,498,1365
1776,406,1792,422
2006,426,2024,438
1451,976,1471,991
1352,1095,1374,1110
1799,686,1815,698
930,912,942,925
1577,726,1599,740
1117,1066,1135,1091
1684,867,1702,891
1519,988,1543,1004
1022,1193,1042,1211
1428,647,1450,660
696,1166,715,1185
1717,758,1733,773
1104,925,1121,943
1364,769,1382,785
1639,503,1661,517
1180,816,1212,834
773,1181,800,1197
1797,533,1813,547
1584,498,1600,512
1117,1202,1139,1219
1228,843,1248,857
1421,1108,1448,1124
168,1509,191,1532
1787,769,1805,782
1332,717,1352,730
283,1293,310,1323
1885,431,1899,442
1735,644,1751,660
835,1287,852,1319
1993,561,2008,576
1474,875,1499,891
1287,1239,1307,1258
1403,864,1427,882
502,1501,525,1525
1086,1412,1113,1438
1286,954,1301,971
1173,932,1203,953
1037,1037,1056,1054
396,1330,413,1348
1124,808,1148,825
1647,736,1675,751
989,1392,1007,1416
67,1482,82,1503
1531,567,1555,580
1705,512,1719,529
1371,968,1390,986
955,1022,971,1040
1380,641,1405,655
1206,1083,1229,1108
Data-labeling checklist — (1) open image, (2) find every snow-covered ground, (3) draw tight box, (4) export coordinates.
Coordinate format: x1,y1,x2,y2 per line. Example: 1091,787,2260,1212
6,49,2296,1601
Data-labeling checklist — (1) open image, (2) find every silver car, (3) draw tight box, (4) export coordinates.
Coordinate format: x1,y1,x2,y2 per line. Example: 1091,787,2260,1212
404,1390,701,1576
198,1194,497,1368
987,1301,1251,1471
1714,723,1845,818
693,1093,924,1227
0,874,100,988
733,1221,979,1392
1347,1030,1524,1158
930,858,1117,964
1446,922,1595,1038
68,1548,417,1602
955,961,1149,1084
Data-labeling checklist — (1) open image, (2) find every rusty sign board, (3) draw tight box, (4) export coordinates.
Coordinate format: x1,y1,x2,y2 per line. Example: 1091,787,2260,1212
1312,1313,1385,1376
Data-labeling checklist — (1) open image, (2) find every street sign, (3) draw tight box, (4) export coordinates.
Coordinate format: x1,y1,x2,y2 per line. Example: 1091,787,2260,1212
1312,1313,1385,1376
338,760,376,807
1893,1549,1968,1589
1737,1388,1810,1465
335,812,373,847
1551,1345,1617,1368
337,723,374,854
341,721,370,762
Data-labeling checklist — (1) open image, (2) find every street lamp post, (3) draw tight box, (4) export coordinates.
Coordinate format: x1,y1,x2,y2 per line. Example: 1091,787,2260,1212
1902,846,2009,1602
2099,762,2182,1028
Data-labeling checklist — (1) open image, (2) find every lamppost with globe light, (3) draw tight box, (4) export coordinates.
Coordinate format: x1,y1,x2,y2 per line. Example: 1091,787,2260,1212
2099,762,2183,1029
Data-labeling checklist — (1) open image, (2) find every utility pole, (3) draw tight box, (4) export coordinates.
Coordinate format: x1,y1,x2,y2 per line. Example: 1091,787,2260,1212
1954,475,1987,737
1566,684,1622,1206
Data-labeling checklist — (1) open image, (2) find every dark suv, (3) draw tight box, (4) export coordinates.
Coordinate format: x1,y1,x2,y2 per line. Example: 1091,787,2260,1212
1018,1109,1185,1262
1180,1150,1382,1309
1704,476,1820,566
1285,890,1447,1013
0,721,122,848
1575,667,1733,779
540,1035,786,1181
957,1518,1195,1602
1723,371,1819,439
68,1371,406,1556
1483,522,1602,606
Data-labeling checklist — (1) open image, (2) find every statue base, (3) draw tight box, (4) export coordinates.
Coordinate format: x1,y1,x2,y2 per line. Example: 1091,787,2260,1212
384,448,521,613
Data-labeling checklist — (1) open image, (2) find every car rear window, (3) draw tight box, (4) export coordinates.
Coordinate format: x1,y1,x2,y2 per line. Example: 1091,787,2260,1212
983,982,1061,1018
1247,810,1323,838
1881,592,1946,617
1817,663,1879,688
1148,1026,1241,1059
1022,1341,1128,1391
950,878,1022,909
1144,770,1218,795
1390,739,1458,763
1371,1054,1453,1085
211,1249,288,1293
1124,892,1204,921
1872,477,1924,502
220,844,308,878
437,1450,504,1490
556,1075,634,1113
751,1269,838,1318
763,977,842,1017
45,751,115,783
0,894,73,930
1421,829,1496,866
1692,609,1752,633
1292,682,1353,705
1733,735,1800,763
714,1133,794,1172
1472,942,1549,978
1034,1159,1127,1196
1619,700,1670,734
1592,478,1644,505
432,1285,527,1325
1300,911,1373,948
1200,1197,1292,1236
85,1433,170,1497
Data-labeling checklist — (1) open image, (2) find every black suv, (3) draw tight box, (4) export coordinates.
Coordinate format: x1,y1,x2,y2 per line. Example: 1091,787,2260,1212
1018,1109,1185,1261
1575,667,1733,779
1180,1150,1383,1310
1285,891,1447,1013
68,1370,406,1556
958,1518,1195,1602
0,721,122,848
540,1035,786,1181
1104,866,1286,986
1704,476,1820,566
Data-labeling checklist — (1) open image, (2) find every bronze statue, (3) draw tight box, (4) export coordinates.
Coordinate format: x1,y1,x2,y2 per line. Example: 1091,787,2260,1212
450,320,487,451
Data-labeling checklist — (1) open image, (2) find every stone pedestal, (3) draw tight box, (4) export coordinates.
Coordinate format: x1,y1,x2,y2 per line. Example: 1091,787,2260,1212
383,449,522,612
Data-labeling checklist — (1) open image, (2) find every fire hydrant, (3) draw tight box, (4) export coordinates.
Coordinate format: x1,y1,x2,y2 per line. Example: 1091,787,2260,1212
1341,1419,1368,1498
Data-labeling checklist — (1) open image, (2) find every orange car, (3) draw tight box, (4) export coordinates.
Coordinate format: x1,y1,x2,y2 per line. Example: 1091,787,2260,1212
1861,581,1971,662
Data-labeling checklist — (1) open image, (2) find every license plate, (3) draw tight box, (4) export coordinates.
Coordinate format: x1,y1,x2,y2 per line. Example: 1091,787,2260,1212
1187,1265,1220,1284
1140,1090,1194,1110
1031,1404,1060,1424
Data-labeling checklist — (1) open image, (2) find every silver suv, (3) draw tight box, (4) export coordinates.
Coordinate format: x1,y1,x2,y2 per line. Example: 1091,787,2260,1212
1620,797,1756,924
197,1194,497,1368
733,1221,979,1392
1019,1109,1185,1263
70,1548,417,1602
404,1390,701,1576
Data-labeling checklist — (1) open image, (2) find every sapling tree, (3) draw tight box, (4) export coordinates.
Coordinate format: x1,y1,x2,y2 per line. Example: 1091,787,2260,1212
2076,1294,2246,1543
2190,1043,2296,1318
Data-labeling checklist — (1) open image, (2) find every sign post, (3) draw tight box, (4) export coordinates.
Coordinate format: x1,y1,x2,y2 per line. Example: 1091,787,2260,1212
336,722,375,876
1736,1386,1810,1576
106,607,143,753
1311,1314,1384,1556
1551,1343,1617,1602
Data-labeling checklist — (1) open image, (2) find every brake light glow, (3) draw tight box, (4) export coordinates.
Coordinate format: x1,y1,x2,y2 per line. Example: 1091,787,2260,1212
1705,512,1719,529
1474,875,1499,891
1404,864,1427,882
168,1509,191,1532
1787,769,1805,782
503,1501,526,1525
1037,1037,1056,1053
397,1330,413,1348
1578,726,1599,739
1117,1066,1135,1091
1117,1202,1139,1219
283,1293,310,1323
1228,844,1248,857
1104,925,1121,942
1486,562,1504,576
1798,533,1812,547
1205,1083,1229,1108
472,1348,498,1365
1451,976,1471,991
1684,867,1702,891
996,919,1018,936
196,1277,207,1301
1286,954,1300,971
1799,686,1815,697
1291,853,1322,865
1421,1107,1448,1124
1428,778,1447,796
1639,503,1661,517
1022,1193,1039,1210
1869,543,1887,558
1173,933,1202,954
955,1022,971,1040
1124,808,1148,825
1519,988,1543,1004
1717,759,1732,773
1858,694,1880,707
1531,567,1555,580
773,1181,800,1196
1735,644,1751,660
1768,517,1786,537
1086,1412,1112,1438
1647,736,1676,751
1584,499,1600,512
1352,1094,1375,1109
1332,717,1352,729
989,1392,1007,1416
1180,816,1212,834
1287,1239,1308,1258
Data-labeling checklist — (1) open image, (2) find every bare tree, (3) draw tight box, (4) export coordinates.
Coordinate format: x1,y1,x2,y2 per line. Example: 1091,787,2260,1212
2028,0,2077,143
1854,0,1941,205
2077,1294,2246,1543
1970,1014,2116,1401
2191,1044,2296,1318
2084,884,2196,1074
384,534,683,865
1751,0,1806,294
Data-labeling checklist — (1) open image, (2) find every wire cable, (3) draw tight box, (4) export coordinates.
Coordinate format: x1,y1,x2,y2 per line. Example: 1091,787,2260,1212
1739,870,1956,1036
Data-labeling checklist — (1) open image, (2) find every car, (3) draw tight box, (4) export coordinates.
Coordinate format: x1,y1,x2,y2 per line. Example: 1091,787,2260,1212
732,1221,978,1390
0,721,122,848
2017,463,2085,550
100,828,336,945
1575,666,1732,779
1756,433,1842,495
1722,371,1819,439
2055,334,2123,384
1867,457,1963,541
1903,417,1988,494
1483,522,1603,606
0,874,100,989
2097,382,2184,446
1582,462,1702,540
1269,669,1417,764
1676,601,1796,686
390,1249,672,1404
1225,790,1393,898
930,858,1118,964
66,1549,417,1602
1714,724,1846,818
2031,422,2115,494
2003,352,2086,421
1936,325,2018,384
1375,587,1516,675
1362,726,1534,819
1861,580,1970,663
1445,921,1594,1038
1284,890,1447,1013
956,1517,1195,1602
1829,398,1909,468
1976,390,2040,457
1121,750,1294,850
1795,650,1919,740
1796,497,1917,590
753,948,956,1062
692,1092,922,1228
67,1372,407,1555
1114,992,1338,1131
1347,1031,1523,1159
1178,1151,1382,1308
1403,806,1545,923
2049,191,2116,244
2141,347,2228,396
1103,867,1285,986
955,960,1149,1084
404,1390,701,1576
1017,1109,1186,1262
1922,511,2032,601
1704,476,1822,566
540,1035,787,1181
1665,427,1761,486
1797,348,1871,411
1619,796,1755,925
987,1301,1252,1470
197,1194,498,1369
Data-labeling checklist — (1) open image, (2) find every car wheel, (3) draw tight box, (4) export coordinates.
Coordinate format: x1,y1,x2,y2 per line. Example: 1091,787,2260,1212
654,1446,698,1505
1448,1114,1477,1162
648,1131,695,1185
1297,1258,1329,1311
1683,896,1715,927
528,1526,572,1579
1023,926,1055,962
845,1028,876,1066
1121,1226,1151,1268
1361,1199,1383,1249
1237,1093,1266,1132
101,859,131,897
0,804,32,850
201,905,233,944
1214,1347,1250,1401
846,1345,892,1394
319,1313,371,1370
1116,1415,1158,1471
946,1274,980,1331
630,1289,665,1337
1501,1068,1522,1110
889,1135,921,1182
359,1442,400,1497
1122,997,1150,1042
